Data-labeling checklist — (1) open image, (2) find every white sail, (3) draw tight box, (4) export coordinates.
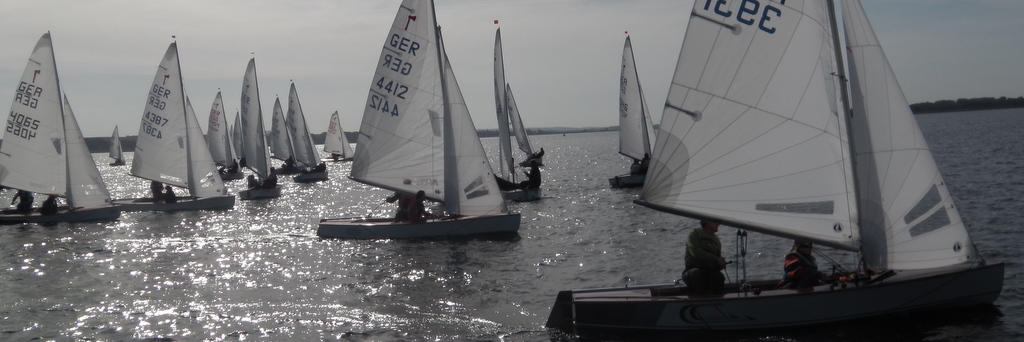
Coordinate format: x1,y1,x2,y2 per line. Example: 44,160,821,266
349,0,445,198
493,28,515,180
184,97,228,197
323,111,353,158
269,97,293,161
640,0,857,250
205,91,235,166
109,126,124,162
842,0,974,270
0,33,67,195
505,84,534,157
441,50,507,215
130,42,189,188
231,111,244,161
617,35,654,161
286,83,320,168
240,58,272,179
63,96,113,207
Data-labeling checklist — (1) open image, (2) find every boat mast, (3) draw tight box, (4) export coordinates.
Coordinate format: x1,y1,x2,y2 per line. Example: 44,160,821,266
173,41,197,195
827,0,863,256
49,33,74,204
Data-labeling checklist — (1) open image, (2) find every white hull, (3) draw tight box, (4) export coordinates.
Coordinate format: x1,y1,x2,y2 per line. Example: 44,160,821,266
0,205,120,224
317,213,521,239
608,173,645,188
502,188,541,202
113,195,235,212
293,171,328,183
239,186,282,200
547,263,1004,333
219,171,244,181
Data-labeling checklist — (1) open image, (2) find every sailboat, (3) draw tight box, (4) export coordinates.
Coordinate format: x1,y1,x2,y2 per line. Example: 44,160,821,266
108,126,126,166
547,0,1003,333
231,111,245,168
493,27,541,201
238,58,282,200
269,97,300,175
322,111,354,162
286,83,328,183
317,0,520,239
113,42,235,212
0,33,120,223
206,91,243,180
608,35,654,188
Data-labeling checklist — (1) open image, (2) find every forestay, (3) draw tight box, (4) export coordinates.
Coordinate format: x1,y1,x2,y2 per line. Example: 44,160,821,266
640,0,858,251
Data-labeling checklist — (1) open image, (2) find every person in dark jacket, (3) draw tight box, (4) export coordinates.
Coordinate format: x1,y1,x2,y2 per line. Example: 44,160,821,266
681,220,727,295
777,241,827,289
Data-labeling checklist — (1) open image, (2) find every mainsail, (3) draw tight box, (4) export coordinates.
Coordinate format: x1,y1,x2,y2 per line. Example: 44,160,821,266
639,1,857,251
206,91,235,167
240,58,272,179
617,35,654,161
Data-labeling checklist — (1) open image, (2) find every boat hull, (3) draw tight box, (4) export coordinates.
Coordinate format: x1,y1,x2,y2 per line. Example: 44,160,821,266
239,187,282,200
608,173,645,188
219,171,244,181
109,161,126,166
547,262,1004,333
502,188,541,202
113,195,236,212
293,171,328,183
272,166,302,175
317,213,521,239
0,205,120,224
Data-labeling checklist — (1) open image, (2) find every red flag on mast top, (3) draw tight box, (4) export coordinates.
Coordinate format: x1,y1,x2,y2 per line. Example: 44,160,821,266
494,19,498,25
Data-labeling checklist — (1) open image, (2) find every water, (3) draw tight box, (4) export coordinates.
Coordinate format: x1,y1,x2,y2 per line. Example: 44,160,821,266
1,109,1022,341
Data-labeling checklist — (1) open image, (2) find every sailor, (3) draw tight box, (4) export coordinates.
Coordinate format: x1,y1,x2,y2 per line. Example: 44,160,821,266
777,241,826,289
164,185,177,204
681,219,727,295
11,190,34,214
40,194,58,215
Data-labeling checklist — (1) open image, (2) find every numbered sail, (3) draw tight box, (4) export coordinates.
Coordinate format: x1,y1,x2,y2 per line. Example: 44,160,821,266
0,33,67,194
640,1,858,250
63,95,113,207
349,0,444,198
130,42,189,188
323,111,354,158
205,91,235,166
842,0,974,269
269,97,292,161
240,58,272,179
617,35,654,161
286,83,321,168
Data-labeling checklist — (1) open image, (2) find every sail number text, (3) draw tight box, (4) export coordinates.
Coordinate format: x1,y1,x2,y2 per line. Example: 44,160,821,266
142,111,168,139
6,111,40,141
14,82,43,109
702,0,785,34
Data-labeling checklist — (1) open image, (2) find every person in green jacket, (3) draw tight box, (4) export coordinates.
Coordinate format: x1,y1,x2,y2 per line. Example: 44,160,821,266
682,220,727,295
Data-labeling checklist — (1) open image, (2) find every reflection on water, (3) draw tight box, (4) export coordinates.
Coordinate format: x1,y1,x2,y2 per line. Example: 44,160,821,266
1,110,1023,341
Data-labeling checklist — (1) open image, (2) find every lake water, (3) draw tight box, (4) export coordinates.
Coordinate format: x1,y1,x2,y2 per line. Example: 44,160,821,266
1,108,1022,341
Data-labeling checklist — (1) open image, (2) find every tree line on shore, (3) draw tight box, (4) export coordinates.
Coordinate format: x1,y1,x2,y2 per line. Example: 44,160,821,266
910,96,1024,114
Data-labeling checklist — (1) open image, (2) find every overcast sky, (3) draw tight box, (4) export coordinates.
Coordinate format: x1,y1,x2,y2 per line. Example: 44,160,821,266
2,0,1022,138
